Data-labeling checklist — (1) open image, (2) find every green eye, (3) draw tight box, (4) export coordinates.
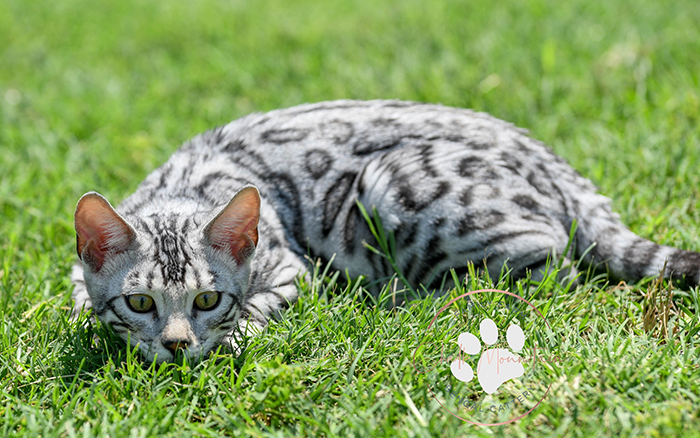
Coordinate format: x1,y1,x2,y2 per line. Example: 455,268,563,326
194,291,220,310
126,294,155,313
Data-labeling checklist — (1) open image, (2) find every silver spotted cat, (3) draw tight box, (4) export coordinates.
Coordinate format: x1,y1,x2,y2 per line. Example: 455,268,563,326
71,100,700,363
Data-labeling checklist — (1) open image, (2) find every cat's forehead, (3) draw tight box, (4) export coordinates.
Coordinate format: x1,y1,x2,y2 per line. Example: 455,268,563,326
122,212,217,293
122,255,216,296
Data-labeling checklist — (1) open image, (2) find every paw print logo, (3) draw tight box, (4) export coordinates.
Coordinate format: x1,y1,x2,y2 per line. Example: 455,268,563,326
450,318,525,394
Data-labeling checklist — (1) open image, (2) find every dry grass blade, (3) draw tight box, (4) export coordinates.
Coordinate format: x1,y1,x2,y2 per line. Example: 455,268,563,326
642,260,678,341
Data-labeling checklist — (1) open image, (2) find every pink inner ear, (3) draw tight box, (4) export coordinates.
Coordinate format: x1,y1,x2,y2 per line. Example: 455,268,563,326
75,193,134,272
209,215,259,264
206,187,261,264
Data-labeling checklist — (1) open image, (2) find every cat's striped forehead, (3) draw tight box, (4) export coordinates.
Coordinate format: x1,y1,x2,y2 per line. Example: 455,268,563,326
125,213,215,293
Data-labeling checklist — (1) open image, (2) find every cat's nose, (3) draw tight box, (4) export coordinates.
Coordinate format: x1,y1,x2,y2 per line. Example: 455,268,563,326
163,339,190,354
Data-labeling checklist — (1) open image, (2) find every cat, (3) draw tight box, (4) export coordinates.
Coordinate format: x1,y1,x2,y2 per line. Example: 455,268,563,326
71,99,700,363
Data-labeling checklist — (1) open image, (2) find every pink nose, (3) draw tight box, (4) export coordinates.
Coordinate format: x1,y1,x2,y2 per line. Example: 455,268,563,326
163,340,189,354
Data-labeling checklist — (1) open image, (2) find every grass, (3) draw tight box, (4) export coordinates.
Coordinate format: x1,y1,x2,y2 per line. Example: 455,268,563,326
1,0,700,436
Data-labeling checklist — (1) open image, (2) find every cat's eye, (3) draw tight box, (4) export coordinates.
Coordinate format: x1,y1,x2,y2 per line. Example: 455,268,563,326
126,294,155,313
194,291,220,311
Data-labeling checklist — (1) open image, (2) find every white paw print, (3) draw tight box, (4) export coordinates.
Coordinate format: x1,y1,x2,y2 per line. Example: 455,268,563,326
450,318,525,394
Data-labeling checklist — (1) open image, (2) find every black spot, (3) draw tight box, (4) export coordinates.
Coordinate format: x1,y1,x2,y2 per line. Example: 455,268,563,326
527,171,550,196
371,117,400,128
459,188,473,207
320,120,355,144
444,134,468,143
500,151,524,176
180,218,191,235
304,149,334,179
418,144,439,178
322,172,357,237
396,187,420,211
397,180,450,212
512,194,539,211
457,210,505,236
515,138,531,154
434,181,451,200
465,139,491,150
457,157,485,178
261,128,310,144
222,139,246,153
268,236,281,249
352,137,403,156
342,203,360,254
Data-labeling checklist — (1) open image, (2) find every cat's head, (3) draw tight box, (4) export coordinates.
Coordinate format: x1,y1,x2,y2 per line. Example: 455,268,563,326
73,186,260,363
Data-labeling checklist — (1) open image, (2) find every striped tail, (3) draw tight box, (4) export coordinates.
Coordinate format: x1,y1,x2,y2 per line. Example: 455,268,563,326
576,216,700,287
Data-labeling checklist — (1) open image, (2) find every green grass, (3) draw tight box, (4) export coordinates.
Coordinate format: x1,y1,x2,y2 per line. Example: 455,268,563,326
2,0,700,436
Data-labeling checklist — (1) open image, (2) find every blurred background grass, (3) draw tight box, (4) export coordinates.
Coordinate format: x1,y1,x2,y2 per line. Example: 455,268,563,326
1,0,699,435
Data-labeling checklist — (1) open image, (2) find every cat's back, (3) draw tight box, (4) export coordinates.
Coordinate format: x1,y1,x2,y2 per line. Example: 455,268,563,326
118,99,600,242
120,100,514,207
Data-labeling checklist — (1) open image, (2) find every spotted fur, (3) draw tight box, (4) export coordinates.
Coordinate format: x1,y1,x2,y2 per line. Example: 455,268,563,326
72,99,700,362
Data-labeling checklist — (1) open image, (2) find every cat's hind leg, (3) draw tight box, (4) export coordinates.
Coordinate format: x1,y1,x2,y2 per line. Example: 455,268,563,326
353,141,577,293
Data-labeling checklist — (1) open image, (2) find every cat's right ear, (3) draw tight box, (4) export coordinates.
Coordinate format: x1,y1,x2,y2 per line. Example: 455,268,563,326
74,192,136,272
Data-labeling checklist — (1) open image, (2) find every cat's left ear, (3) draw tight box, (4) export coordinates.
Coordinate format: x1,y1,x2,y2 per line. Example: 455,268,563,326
204,186,261,265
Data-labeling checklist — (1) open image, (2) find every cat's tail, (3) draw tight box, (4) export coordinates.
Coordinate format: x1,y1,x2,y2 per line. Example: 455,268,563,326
575,214,700,287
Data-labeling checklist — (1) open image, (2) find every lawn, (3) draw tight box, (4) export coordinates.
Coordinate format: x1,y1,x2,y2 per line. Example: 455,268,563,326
1,0,700,436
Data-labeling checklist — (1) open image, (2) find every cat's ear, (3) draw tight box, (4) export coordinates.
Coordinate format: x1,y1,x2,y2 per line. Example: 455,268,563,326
204,186,261,265
74,192,136,272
